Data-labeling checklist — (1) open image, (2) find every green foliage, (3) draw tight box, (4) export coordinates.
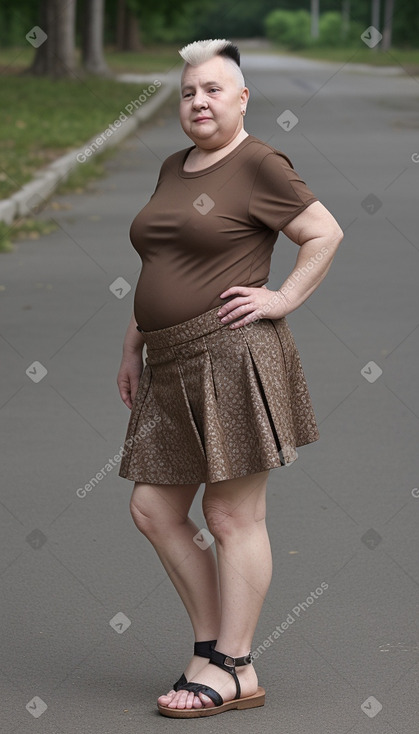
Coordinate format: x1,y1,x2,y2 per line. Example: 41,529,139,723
1,0,419,63
265,9,312,50
392,2,419,47
264,10,292,43
317,11,364,47
265,8,371,50
0,4,38,47
192,0,280,40
139,5,199,43
318,11,343,46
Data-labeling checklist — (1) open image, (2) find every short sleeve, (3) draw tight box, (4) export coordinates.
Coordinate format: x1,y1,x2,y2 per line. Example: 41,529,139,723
248,152,318,232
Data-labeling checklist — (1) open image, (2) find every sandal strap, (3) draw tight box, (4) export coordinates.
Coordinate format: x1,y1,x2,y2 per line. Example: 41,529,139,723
176,681,223,707
173,673,187,691
173,640,217,690
209,648,252,700
210,648,252,669
194,639,217,658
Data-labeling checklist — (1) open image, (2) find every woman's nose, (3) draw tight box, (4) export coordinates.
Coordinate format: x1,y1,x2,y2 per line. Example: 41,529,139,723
192,93,208,109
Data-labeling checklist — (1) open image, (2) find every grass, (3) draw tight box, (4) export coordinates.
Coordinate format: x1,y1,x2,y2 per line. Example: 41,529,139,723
0,44,181,76
0,43,182,201
105,44,181,73
0,45,177,252
0,74,159,199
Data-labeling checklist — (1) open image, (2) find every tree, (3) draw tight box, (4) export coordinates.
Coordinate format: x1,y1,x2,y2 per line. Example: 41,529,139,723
381,0,395,50
82,0,110,74
116,0,142,52
311,0,320,38
370,0,381,51
28,0,76,77
342,0,350,40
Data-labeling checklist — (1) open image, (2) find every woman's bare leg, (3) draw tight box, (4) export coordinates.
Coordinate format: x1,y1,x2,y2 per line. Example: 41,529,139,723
129,481,221,704
164,469,272,710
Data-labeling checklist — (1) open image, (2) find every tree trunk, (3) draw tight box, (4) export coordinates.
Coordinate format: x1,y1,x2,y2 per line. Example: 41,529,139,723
342,0,350,40
116,0,142,52
310,0,319,39
371,0,381,51
116,0,126,51
82,0,110,75
382,0,395,50
27,0,76,77
125,11,142,52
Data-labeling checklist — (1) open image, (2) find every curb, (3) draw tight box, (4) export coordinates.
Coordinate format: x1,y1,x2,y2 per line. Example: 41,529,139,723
0,79,177,226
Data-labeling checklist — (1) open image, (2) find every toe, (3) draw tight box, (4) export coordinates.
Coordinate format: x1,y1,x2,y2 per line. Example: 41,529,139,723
166,689,204,710
157,694,173,705
199,692,214,708
167,690,189,709
182,692,193,709
166,693,180,708
157,688,177,704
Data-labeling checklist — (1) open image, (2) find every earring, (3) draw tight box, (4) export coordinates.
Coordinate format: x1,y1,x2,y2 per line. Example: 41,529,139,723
241,109,246,116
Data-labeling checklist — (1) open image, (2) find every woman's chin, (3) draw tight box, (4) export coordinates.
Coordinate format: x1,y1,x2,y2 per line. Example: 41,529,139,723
187,133,218,148
190,127,215,138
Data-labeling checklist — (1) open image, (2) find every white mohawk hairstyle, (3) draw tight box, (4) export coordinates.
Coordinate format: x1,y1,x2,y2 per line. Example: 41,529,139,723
179,39,244,89
179,38,241,68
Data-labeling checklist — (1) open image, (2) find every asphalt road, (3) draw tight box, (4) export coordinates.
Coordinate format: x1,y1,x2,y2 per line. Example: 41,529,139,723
1,52,419,734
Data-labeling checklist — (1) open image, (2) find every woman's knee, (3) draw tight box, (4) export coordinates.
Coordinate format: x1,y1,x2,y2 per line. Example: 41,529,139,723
203,503,264,540
129,481,199,537
129,486,157,536
202,503,235,540
202,472,269,540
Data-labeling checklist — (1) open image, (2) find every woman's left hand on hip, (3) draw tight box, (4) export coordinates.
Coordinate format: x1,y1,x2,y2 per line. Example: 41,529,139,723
217,285,286,328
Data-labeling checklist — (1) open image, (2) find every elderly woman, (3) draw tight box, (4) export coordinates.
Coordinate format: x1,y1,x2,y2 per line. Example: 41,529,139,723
117,39,343,718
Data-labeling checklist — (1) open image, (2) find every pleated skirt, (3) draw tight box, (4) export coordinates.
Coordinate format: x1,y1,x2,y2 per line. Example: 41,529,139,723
118,304,319,485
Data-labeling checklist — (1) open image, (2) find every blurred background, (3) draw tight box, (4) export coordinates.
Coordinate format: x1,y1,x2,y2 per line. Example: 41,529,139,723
1,0,418,249
1,0,419,62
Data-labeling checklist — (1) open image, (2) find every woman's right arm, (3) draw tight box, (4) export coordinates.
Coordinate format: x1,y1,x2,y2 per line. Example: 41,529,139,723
117,312,145,410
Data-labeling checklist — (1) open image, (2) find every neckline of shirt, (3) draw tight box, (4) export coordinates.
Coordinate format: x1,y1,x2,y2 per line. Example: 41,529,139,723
178,134,259,178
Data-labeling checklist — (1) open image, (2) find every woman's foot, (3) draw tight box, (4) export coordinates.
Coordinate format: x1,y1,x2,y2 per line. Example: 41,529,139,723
159,659,259,710
157,654,211,707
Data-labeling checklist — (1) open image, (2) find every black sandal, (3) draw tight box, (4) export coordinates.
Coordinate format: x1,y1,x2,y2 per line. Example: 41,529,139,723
158,647,265,717
172,639,217,691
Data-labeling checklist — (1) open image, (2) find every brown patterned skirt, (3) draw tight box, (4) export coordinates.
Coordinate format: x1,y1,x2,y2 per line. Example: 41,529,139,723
118,304,319,485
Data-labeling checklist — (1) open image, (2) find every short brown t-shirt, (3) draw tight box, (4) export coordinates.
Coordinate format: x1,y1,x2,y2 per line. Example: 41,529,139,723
130,134,317,331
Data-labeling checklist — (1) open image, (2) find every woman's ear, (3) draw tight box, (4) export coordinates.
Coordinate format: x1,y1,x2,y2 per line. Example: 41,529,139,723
240,87,250,107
